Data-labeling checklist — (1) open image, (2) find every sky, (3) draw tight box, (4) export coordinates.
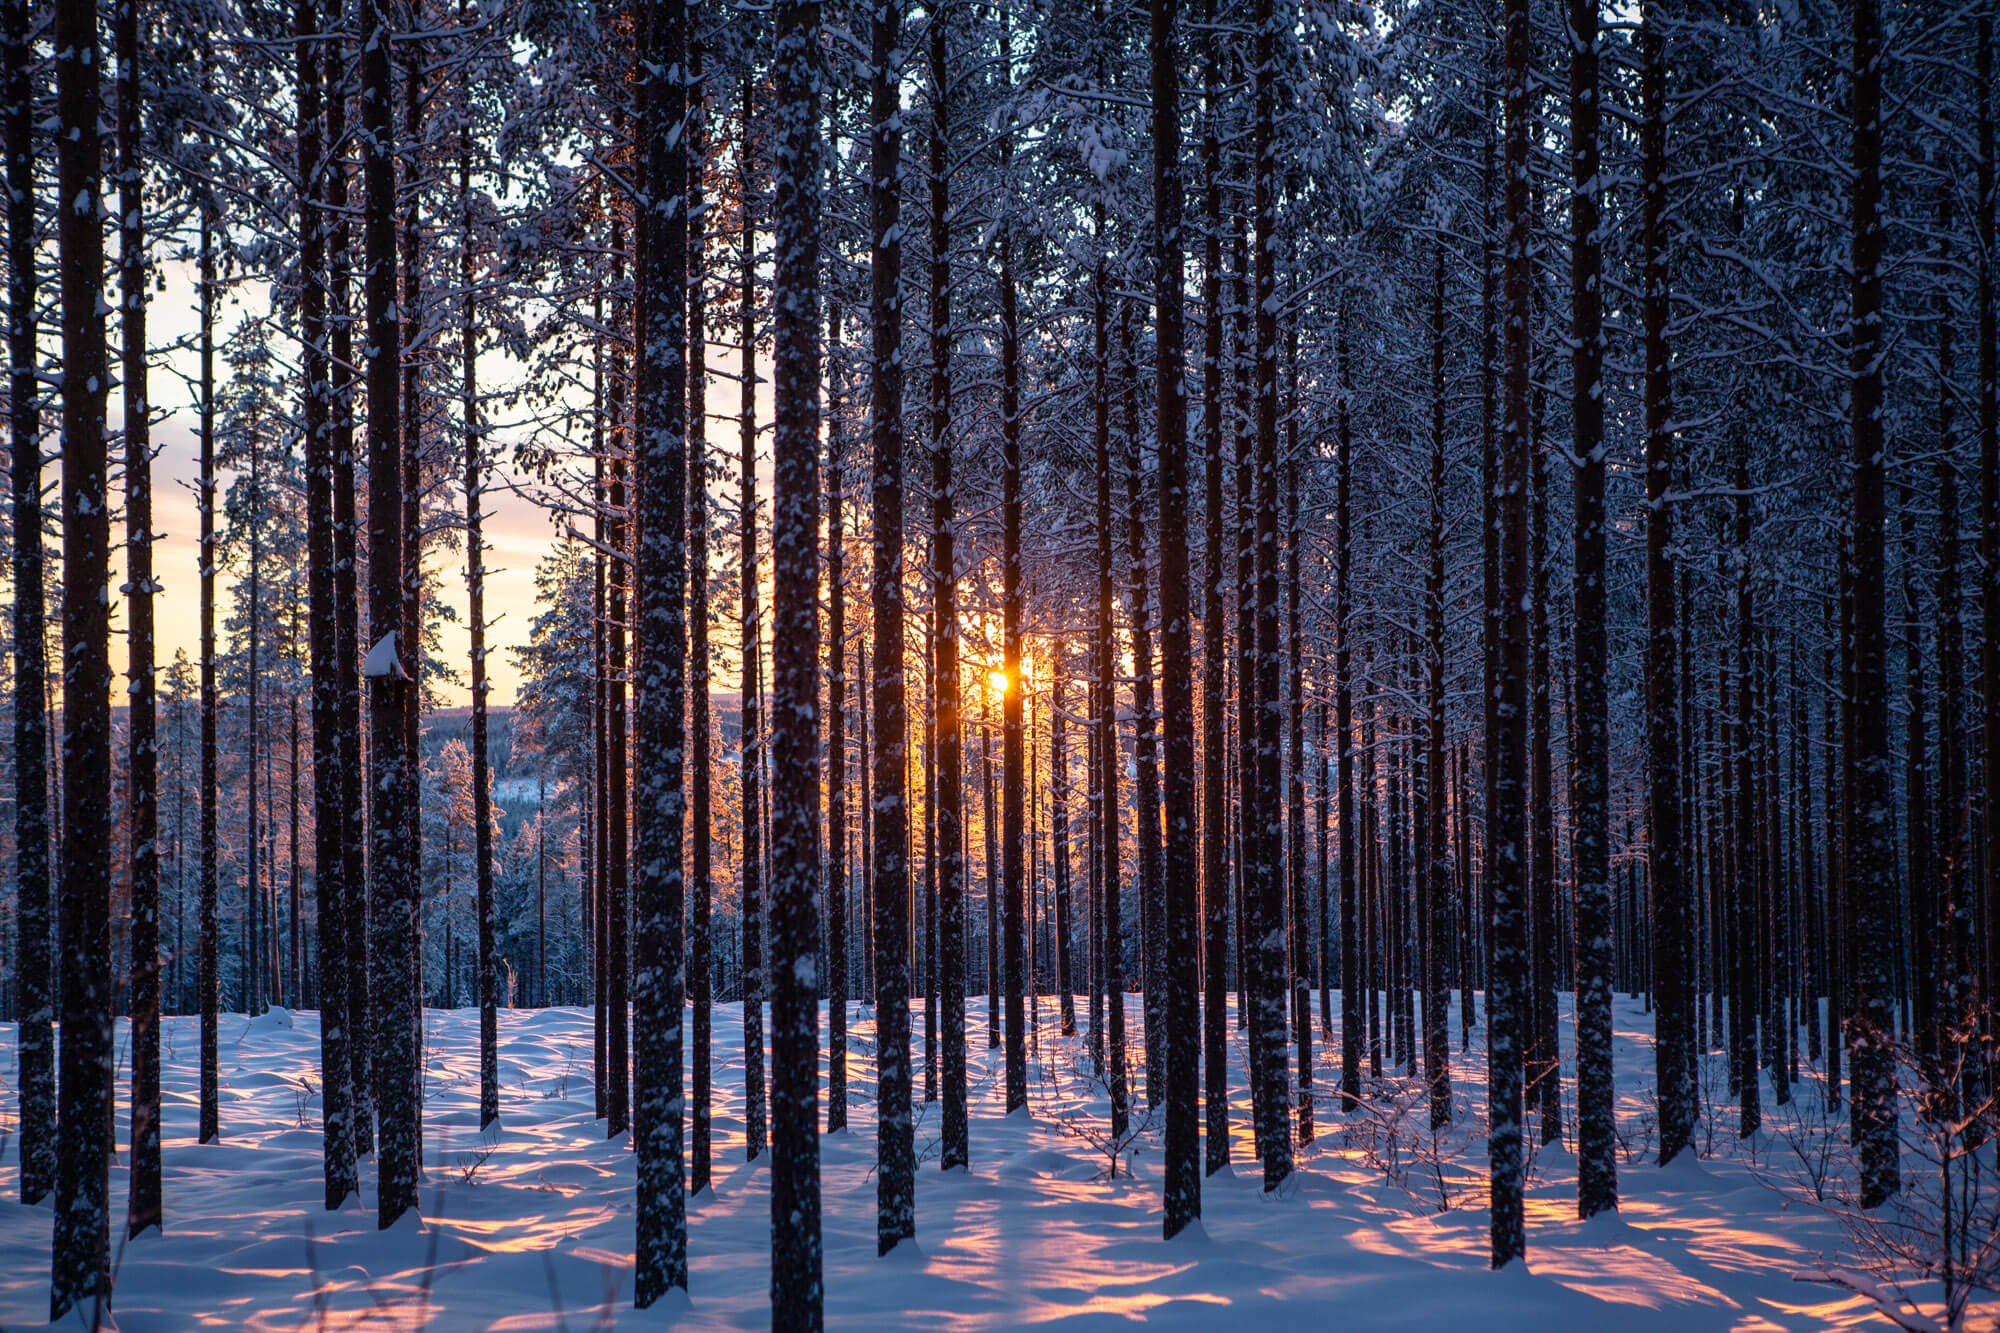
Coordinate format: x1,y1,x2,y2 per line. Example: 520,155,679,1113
84,254,768,709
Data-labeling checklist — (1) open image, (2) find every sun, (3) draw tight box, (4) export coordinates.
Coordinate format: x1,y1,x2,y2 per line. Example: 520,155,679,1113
987,668,1010,696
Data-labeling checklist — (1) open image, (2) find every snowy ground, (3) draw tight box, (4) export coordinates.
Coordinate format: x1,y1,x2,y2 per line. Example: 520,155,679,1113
0,994,1976,1330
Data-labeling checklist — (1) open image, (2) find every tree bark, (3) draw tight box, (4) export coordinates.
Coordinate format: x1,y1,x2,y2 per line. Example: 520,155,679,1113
871,0,915,1252
51,0,115,1310
1489,0,1532,1268
1847,0,1898,1210
688,22,714,1192
769,0,826,1317
1198,0,1232,1169
739,66,767,1161
1569,0,1615,1219
5,0,54,1209
1640,0,1693,1167
1249,0,1291,1190
362,0,420,1230
298,0,358,1211
632,0,690,1298
116,0,162,1236
929,0,968,1172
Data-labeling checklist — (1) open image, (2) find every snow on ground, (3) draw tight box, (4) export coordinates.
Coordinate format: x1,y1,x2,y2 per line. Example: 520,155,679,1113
0,995,1964,1330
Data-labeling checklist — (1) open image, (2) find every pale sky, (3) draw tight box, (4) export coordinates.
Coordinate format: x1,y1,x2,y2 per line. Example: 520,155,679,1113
83,257,766,709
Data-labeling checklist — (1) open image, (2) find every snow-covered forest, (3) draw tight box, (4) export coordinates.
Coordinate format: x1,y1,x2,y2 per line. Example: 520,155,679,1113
3,0,1999,1327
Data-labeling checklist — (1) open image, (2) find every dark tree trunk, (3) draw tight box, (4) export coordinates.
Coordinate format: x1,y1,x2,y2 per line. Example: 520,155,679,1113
324,0,371,1152
1530,401,1560,1143
6,0,54,1210
1336,327,1359,1112
1285,347,1312,1143
462,94,498,1133
1249,0,1291,1190
1847,0,1898,1210
826,322,849,1138
1120,307,1164,1111
1569,0,1616,1219
929,1,968,1173
1489,0,1532,1268
117,0,162,1236
51,0,114,1311
769,0,826,1317
1978,16,1999,1129
999,25,1028,1114
1640,0,1693,1166
297,0,359,1210
1732,434,1762,1137
1199,0,1231,1170
870,0,915,1252
199,197,221,1148
361,0,420,1231
740,66,767,1161
1093,246,1130,1144
1151,0,1199,1229
1424,239,1453,1133
632,0,690,1299
689,24,714,1191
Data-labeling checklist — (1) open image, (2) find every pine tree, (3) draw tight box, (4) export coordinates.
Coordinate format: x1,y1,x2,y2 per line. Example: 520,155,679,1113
297,0,359,1211
632,0,691,1299
768,0,826,1321
1640,0,1694,1168
116,0,162,1238
1568,0,1616,1221
6,0,54,1212
361,0,421,1231
1248,0,1291,1191
1846,0,1898,1211
1151,0,1200,1234
1198,0,1232,1170
870,0,914,1255
929,0,968,1172
1488,0,1532,1268
51,0,115,1310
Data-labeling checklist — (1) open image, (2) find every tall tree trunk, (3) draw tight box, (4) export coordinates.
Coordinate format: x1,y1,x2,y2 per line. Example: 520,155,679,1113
1120,307,1164,1110
1640,0,1693,1167
460,90,498,1131
116,0,162,1235
999,21,1028,1114
298,0,358,1210
198,191,221,1146
324,0,371,1154
1424,238,1453,1133
688,21,714,1191
51,0,114,1311
1285,345,1312,1142
632,0,690,1299
1489,0,1532,1268
1978,15,1999,1127
871,0,915,1252
1935,169,1973,1104
739,66,767,1162
826,317,849,1138
1847,0,1898,1210
6,0,54,1210
1249,0,1291,1190
1336,327,1359,1112
929,0,968,1172
1198,0,1231,1170
769,0,826,1317
1093,243,1130,1144
399,24,427,1091
1569,0,1615,1219
1530,399,1560,1142
361,0,420,1230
